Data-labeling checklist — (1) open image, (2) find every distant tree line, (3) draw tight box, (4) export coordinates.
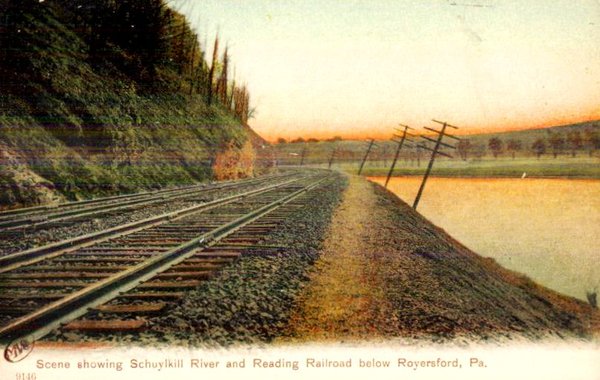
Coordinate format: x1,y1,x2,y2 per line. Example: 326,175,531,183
277,136,343,144
273,127,600,166
0,0,250,123
455,129,600,160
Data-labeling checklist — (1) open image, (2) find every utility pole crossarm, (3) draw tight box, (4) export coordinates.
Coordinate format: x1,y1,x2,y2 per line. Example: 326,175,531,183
413,120,460,209
432,119,460,129
420,135,457,149
424,126,461,141
443,133,461,141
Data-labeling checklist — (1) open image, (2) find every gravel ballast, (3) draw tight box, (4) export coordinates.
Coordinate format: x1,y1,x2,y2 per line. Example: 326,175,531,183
45,172,347,346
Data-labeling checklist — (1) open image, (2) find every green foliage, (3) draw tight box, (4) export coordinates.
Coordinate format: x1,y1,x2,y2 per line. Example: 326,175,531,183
548,133,566,158
357,157,600,179
488,137,504,158
456,139,472,160
0,0,254,207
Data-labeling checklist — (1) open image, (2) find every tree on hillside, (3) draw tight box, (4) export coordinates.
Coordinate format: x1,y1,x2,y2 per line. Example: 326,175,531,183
506,139,522,159
0,0,250,117
583,128,600,157
206,34,219,105
488,137,503,158
307,138,320,143
531,138,546,159
88,0,170,83
232,84,250,124
276,137,287,144
548,133,565,158
15,0,173,86
215,47,229,104
567,131,583,157
456,139,472,161
291,137,306,143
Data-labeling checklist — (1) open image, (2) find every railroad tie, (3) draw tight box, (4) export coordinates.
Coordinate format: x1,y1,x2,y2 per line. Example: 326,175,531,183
0,293,68,301
0,305,38,315
0,272,114,279
23,265,129,272
171,263,223,271
63,319,147,332
155,271,214,280
138,280,203,289
120,292,185,300
0,281,91,288
94,303,166,314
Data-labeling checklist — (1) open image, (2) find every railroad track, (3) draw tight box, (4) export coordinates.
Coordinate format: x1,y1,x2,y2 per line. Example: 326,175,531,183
0,171,333,345
0,173,301,257
0,172,294,232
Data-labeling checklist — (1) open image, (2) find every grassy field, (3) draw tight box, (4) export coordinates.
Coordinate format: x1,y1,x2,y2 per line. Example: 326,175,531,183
296,156,600,179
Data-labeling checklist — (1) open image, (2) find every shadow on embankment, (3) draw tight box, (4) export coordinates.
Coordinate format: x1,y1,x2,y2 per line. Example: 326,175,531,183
370,178,599,342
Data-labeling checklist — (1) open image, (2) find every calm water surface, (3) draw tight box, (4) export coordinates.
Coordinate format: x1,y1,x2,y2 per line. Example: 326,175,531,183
369,176,600,301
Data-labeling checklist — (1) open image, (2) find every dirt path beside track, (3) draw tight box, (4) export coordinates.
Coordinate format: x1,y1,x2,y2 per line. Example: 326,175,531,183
286,175,397,340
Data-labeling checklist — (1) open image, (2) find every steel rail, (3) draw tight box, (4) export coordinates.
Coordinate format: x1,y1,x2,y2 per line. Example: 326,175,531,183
0,174,330,344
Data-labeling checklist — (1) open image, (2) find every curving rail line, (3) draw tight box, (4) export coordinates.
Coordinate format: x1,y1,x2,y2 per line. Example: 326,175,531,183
0,171,333,345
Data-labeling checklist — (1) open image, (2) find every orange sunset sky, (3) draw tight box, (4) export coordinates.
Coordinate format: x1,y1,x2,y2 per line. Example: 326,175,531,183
173,0,600,141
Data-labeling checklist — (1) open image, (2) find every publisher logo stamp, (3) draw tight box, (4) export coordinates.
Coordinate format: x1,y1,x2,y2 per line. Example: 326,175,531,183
4,338,34,363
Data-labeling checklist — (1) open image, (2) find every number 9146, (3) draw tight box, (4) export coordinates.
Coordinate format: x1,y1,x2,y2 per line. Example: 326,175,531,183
16,373,36,380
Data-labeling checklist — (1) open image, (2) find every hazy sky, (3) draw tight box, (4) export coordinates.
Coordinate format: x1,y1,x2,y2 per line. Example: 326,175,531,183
172,0,600,141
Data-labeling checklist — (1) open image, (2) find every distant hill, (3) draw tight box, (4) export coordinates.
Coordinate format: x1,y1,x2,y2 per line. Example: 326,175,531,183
459,120,600,149
273,120,600,164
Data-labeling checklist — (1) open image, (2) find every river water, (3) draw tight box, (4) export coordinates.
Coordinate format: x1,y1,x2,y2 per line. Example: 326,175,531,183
368,176,600,301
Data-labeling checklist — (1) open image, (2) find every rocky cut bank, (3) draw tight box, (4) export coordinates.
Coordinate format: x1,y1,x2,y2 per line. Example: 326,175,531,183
0,0,267,209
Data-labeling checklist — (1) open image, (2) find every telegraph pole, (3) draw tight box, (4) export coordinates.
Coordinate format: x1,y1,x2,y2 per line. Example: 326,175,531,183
328,147,337,169
385,124,414,188
357,139,377,175
412,119,460,210
299,145,308,166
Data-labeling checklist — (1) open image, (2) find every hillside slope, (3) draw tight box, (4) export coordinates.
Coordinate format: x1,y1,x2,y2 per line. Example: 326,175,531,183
0,0,264,209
